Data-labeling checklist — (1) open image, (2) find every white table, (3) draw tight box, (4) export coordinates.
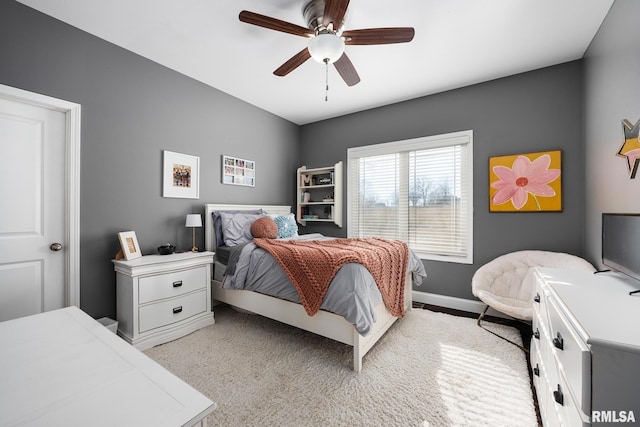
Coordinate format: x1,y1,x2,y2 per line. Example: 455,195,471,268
0,306,216,426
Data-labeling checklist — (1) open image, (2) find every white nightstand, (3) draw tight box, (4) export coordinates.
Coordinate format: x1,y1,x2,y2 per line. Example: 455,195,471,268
113,251,215,350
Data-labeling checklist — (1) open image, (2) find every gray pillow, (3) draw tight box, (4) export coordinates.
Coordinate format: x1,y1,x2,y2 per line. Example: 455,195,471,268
219,212,263,246
213,209,261,247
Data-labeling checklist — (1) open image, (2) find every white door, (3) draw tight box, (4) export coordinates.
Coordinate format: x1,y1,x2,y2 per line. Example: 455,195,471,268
0,89,78,321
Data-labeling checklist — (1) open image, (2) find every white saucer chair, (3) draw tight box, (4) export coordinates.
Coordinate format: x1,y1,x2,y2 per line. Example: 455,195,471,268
471,250,595,351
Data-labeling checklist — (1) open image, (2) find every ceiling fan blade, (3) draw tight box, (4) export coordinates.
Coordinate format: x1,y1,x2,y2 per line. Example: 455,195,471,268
239,10,314,37
333,53,360,86
342,27,415,45
323,0,350,29
274,48,312,76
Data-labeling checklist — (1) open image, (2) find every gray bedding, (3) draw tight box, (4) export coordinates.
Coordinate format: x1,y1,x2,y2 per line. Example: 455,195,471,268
221,233,427,335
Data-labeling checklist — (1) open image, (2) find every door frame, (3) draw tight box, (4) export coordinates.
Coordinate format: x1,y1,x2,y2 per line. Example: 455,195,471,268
0,84,81,307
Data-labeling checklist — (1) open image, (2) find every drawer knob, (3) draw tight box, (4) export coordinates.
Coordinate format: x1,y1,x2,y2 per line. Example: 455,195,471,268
553,332,564,350
173,306,183,314
533,293,540,303
533,328,540,340
173,280,183,288
533,364,540,377
553,385,564,406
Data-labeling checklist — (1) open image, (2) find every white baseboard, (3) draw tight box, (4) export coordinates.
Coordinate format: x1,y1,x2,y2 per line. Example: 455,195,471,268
412,291,510,319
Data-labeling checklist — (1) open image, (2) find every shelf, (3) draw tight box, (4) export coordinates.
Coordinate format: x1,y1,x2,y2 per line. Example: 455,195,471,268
300,201,334,206
298,184,334,190
297,161,342,228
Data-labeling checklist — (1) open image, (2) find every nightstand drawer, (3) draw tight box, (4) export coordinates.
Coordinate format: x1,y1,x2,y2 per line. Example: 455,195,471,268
139,266,207,304
139,289,208,333
547,296,591,414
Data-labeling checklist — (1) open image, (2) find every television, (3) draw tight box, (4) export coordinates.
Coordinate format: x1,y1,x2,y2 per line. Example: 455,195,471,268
602,213,640,282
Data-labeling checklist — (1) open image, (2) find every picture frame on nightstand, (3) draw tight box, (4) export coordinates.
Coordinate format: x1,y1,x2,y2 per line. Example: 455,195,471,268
118,231,142,260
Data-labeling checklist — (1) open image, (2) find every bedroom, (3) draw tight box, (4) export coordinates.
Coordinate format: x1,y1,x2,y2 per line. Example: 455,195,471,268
0,0,639,425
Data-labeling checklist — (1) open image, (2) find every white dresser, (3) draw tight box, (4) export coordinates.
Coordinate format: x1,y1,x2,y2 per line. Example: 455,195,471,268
531,267,640,426
114,251,215,350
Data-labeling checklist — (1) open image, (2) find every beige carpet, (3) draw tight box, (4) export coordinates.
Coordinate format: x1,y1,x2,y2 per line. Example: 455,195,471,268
145,306,537,427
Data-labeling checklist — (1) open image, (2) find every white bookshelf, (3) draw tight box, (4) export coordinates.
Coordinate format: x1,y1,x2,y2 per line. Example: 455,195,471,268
296,161,342,228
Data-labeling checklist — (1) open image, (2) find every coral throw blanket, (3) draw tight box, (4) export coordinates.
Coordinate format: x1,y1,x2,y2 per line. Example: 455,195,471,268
253,237,409,317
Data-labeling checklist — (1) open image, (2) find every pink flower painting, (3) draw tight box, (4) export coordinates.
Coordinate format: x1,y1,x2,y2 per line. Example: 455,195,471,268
489,151,562,212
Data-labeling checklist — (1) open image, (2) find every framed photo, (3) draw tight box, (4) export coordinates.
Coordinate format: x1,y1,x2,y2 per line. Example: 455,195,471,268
489,150,562,212
118,231,142,260
222,155,255,187
163,150,200,199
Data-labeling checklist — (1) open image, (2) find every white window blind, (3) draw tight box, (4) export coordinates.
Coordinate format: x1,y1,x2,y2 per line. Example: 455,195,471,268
347,130,473,264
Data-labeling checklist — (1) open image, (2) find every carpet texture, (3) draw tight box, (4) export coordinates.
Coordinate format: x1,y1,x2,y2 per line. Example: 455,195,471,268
144,306,537,426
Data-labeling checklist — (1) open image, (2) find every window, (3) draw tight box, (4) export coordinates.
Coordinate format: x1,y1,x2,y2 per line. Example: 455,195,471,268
347,130,473,264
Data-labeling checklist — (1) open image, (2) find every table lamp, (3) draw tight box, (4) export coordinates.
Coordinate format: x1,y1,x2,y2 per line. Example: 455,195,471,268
185,214,202,252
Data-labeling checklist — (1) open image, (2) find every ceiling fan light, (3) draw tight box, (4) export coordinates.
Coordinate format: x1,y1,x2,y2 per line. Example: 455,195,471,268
308,33,345,64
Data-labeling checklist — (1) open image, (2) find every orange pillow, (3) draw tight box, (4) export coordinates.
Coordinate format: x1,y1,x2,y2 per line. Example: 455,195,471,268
250,216,279,239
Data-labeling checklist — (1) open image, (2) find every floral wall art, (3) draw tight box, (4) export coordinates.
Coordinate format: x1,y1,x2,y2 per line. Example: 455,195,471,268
489,150,562,212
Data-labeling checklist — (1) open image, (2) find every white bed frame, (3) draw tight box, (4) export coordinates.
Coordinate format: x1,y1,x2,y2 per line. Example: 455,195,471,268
204,203,411,372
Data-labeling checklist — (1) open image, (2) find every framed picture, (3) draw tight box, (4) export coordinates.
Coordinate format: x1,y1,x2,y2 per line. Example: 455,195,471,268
118,231,142,260
222,155,255,187
489,150,562,212
163,150,200,199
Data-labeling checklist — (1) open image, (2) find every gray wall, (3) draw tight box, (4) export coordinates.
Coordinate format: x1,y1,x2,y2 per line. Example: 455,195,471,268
0,0,300,319
584,0,640,268
300,62,587,300
1,0,602,315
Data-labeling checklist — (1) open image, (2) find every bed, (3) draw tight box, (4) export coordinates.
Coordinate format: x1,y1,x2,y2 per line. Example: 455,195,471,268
204,203,426,371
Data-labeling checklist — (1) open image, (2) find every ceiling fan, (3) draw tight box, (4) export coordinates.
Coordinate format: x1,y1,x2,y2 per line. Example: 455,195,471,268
239,0,415,87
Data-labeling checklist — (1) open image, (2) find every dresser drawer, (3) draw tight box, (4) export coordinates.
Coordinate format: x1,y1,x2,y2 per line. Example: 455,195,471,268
530,338,547,413
532,311,544,347
536,316,561,396
536,334,588,427
551,364,589,427
139,266,207,304
532,310,556,376
139,289,208,333
547,296,591,414
532,282,550,336
532,337,563,427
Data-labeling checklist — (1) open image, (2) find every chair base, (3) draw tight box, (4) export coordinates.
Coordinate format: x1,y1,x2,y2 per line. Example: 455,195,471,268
477,305,529,353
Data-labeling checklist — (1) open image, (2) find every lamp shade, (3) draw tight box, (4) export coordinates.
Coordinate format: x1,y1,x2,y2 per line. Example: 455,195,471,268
308,32,345,64
185,214,202,228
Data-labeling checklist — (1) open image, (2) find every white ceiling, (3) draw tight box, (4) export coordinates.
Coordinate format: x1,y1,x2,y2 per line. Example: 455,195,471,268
17,0,613,125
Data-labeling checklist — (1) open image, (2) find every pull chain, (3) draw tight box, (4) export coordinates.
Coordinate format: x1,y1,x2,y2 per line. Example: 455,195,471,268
324,59,329,102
